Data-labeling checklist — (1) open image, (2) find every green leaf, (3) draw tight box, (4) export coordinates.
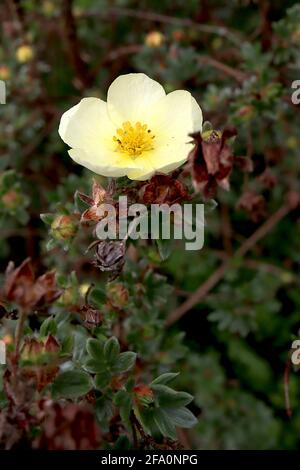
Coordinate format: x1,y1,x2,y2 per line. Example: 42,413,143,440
156,238,173,261
151,384,193,408
84,357,107,374
153,408,177,440
60,334,74,356
52,369,93,398
112,435,132,450
40,213,55,225
111,352,137,373
90,288,106,306
104,337,120,364
95,396,114,422
151,372,179,386
165,407,198,428
86,338,104,360
40,316,57,337
94,372,111,389
114,390,132,424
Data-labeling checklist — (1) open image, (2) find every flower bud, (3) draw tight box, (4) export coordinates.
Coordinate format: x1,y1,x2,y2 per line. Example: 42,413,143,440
201,129,222,142
291,28,300,45
237,105,254,120
44,335,60,355
133,384,154,407
172,30,185,41
57,286,78,307
106,283,129,308
1,190,22,211
51,215,78,240
0,65,11,81
21,338,44,362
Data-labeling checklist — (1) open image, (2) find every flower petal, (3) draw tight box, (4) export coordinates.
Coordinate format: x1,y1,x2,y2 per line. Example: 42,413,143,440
107,73,166,125
191,96,203,132
68,149,128,177
59,97,116,155
149,90,198,145
149,141,194,174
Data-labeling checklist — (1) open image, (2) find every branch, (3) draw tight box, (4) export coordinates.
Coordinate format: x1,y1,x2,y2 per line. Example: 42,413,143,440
83,7,242,46
61,0,91,90
166,203,293,327
198,55,248,83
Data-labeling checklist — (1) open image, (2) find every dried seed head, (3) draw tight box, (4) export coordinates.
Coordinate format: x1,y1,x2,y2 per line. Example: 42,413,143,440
139,174,189,205
94,240,126,275
80,305,103,329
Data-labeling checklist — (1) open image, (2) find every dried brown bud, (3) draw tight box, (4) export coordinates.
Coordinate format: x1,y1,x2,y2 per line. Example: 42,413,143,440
235,156,253,173
189,127,237,198
44,335,60,355
139,174,189,205
79,179,114,224
237,191,266,222
2,258,61,310
258,168,277,189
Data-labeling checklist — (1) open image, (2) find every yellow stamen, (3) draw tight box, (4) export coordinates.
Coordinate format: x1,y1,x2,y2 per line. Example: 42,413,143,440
113,121,155,157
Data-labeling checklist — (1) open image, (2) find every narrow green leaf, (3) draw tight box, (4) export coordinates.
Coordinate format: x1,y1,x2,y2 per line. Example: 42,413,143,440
40,316,57,337
40,213,55,225
151,384,193,408
151,372,179,386
156,238,173,261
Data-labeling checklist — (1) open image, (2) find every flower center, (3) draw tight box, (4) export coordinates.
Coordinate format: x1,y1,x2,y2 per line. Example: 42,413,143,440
113,121,155,157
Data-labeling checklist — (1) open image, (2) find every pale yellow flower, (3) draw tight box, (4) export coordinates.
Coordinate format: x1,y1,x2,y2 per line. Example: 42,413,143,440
59,73,202,180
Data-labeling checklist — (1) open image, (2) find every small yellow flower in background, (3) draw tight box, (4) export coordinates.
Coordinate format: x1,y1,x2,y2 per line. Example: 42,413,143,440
145,31,165,47
0,65,11,81
79,283,91,298
59,73,202,180
42,0,55,16
16,44,34,63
